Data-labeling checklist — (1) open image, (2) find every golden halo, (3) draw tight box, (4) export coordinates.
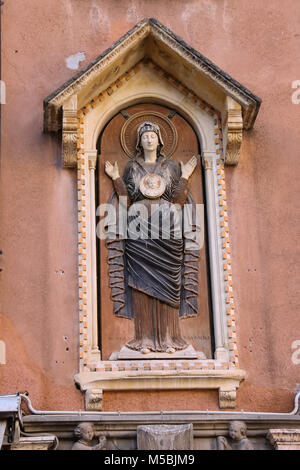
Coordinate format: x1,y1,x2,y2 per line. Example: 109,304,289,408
120,111,178,159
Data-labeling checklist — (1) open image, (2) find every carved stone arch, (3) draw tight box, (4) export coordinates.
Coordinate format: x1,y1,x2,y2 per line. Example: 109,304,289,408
87,84,215,154
90,94,213,154
96,102,214,360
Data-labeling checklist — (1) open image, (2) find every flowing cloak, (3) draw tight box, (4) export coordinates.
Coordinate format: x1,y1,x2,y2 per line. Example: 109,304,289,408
105,155,200,319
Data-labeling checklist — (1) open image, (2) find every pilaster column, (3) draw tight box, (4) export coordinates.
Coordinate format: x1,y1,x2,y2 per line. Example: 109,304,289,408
202,152,228,362
87,151,101,362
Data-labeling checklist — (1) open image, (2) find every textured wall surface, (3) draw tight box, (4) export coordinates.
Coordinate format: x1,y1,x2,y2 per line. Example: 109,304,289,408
0,0,299,412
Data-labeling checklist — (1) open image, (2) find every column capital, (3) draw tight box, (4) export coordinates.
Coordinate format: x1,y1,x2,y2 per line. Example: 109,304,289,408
86,150,98,170
201,152,216,170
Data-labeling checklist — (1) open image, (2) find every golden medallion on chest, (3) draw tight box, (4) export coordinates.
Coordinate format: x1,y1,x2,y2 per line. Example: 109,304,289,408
139,173,166,199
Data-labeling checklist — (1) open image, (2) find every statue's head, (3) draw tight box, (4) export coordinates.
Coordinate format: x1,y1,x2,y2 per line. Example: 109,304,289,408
136,121,164,157
74,422,94,442
228,421,247,441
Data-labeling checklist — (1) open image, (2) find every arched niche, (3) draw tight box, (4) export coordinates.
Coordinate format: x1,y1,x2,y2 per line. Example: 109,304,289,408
96,102,213,360
43,19,262,410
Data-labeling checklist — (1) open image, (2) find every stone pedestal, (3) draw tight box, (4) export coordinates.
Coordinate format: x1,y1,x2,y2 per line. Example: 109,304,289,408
111,345,205,360
137,424,193,450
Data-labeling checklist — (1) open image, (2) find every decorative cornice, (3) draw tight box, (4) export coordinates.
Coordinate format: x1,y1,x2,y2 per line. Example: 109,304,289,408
44,19,150,109
43,18,261,133
148,19,261,129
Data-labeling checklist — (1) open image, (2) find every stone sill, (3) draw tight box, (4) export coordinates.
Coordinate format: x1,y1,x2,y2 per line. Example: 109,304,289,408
74,367,246,411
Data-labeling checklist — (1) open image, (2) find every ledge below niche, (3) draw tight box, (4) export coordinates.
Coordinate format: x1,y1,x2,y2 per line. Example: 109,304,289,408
74,363,246,411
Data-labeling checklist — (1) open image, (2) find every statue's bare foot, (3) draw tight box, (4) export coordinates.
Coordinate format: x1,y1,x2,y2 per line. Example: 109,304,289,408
140,348,150,354
166,347,175,354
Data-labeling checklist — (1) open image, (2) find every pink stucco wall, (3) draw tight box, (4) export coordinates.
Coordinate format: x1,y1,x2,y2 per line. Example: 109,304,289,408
0,0,299,412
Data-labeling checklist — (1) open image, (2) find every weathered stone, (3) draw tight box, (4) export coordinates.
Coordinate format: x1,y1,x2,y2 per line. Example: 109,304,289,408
10,436,57,450
267,429,300,450
217,421,253,450
137,424,193,450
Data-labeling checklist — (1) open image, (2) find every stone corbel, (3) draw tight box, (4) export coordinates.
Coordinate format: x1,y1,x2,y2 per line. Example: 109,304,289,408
218,386,237,409
62,95,78,168
84,387,103,412
225,97,243,165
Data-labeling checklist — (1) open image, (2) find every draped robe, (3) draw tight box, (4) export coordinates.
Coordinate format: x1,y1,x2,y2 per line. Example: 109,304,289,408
107,154,199,352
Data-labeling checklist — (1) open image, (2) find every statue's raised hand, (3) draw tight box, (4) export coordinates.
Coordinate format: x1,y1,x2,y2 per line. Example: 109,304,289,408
180,155,198,180
105,161,120,180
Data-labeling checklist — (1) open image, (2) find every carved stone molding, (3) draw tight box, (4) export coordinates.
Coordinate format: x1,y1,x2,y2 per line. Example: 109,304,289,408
148,20,260,130
225,97,243,165
43,18,261,134
267,429,300,450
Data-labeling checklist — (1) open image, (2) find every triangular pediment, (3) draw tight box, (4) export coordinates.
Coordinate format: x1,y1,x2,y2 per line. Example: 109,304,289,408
44,18,261,133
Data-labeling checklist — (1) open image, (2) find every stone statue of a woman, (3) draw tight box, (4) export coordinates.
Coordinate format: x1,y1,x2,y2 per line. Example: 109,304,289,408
105,121,200,355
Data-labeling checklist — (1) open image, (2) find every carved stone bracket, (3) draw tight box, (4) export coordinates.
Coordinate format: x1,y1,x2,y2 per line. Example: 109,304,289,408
225,97,243,165
62,96,78,168
84,388,103,412
219,386,237,409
